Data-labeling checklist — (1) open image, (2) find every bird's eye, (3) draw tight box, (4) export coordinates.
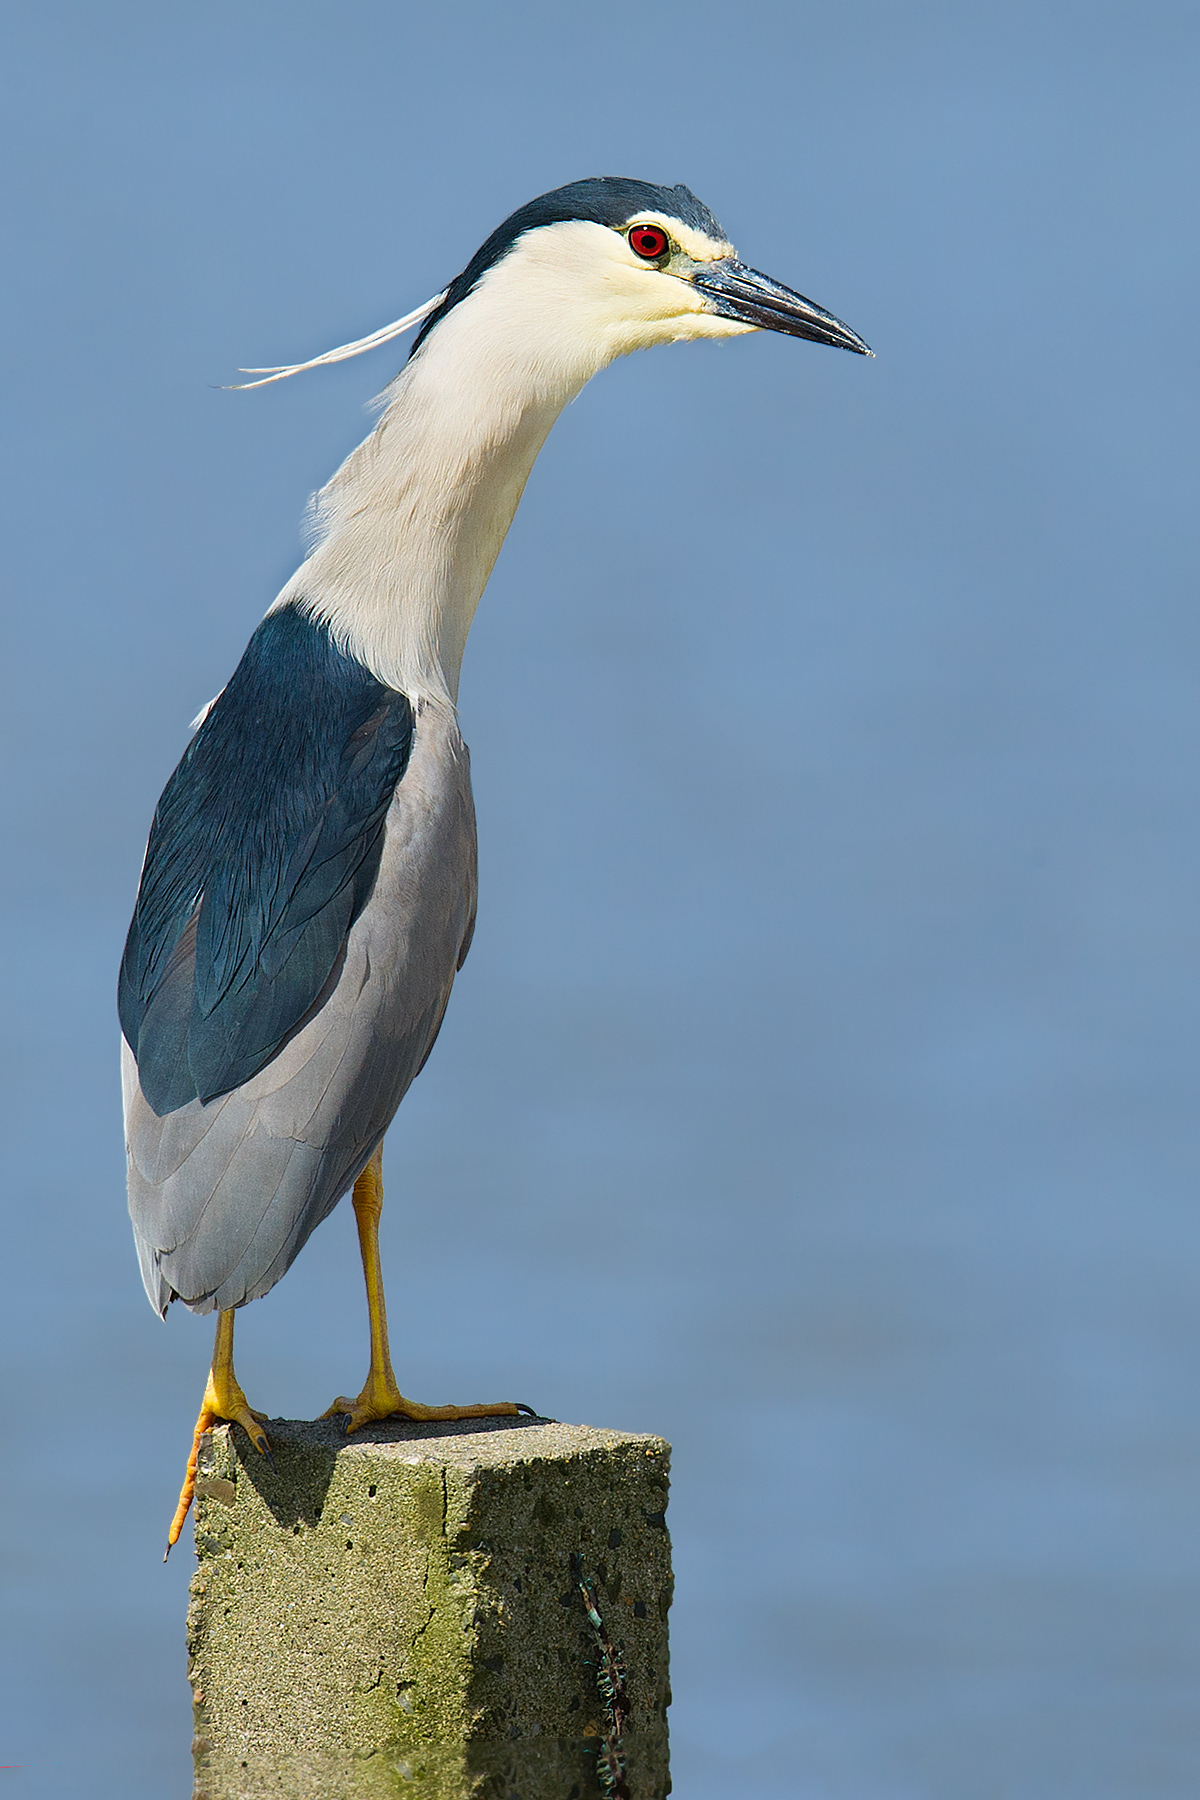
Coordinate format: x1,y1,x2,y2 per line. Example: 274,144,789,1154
628,225,670,261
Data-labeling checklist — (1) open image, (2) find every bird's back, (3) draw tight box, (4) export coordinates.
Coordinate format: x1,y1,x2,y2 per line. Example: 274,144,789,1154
122,607,477,1316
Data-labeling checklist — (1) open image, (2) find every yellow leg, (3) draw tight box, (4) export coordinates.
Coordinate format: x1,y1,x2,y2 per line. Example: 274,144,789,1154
164,1307,269,1559
321,1144,523,1433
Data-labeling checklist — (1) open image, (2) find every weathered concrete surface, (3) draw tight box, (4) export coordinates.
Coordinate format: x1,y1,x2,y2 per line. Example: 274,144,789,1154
187,1415,671,1799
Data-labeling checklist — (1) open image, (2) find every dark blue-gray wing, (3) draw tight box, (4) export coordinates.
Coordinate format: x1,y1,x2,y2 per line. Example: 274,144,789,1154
124,700,478,1317
119,603,414,1115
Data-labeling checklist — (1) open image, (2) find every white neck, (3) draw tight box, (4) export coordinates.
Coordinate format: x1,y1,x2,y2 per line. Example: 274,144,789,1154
273,232,609,704
270,218,749,705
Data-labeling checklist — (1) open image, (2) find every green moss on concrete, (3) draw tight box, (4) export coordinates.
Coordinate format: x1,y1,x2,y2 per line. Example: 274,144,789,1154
187,1416,671,1799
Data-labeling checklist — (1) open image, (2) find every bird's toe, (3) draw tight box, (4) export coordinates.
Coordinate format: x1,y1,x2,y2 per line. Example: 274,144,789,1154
318,1395,362,1427
317,1379,523,1433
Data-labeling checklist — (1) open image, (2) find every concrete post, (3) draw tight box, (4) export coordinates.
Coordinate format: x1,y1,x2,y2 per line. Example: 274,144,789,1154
186,1416,671,1799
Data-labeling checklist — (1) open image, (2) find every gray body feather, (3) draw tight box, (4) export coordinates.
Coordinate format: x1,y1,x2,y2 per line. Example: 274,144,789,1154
123,703,476,1316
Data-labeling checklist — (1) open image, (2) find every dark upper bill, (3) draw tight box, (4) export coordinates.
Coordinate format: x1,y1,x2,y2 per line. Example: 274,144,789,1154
689,259,872,355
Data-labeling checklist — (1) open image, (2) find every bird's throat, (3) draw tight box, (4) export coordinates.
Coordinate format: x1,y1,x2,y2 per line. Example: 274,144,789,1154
274,315,589,706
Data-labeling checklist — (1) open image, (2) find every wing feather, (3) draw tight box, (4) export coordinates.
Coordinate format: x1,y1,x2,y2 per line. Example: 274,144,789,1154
123,705,479,1315
119,603,414,1114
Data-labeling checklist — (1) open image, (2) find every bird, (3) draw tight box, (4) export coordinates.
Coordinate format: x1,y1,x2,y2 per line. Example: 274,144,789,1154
119,176,871,1556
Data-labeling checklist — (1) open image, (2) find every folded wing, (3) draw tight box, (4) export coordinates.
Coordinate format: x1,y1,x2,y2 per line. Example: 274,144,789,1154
119,603,415,1116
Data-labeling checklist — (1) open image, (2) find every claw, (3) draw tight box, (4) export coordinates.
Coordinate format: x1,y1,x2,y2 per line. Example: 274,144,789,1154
164,1309,271,1555
320,1378,524,1435
322,1148,528,1442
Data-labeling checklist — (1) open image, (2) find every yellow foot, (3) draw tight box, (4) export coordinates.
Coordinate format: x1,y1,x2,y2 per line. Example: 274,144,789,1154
164,1368,271,1559
320,1373,524,1435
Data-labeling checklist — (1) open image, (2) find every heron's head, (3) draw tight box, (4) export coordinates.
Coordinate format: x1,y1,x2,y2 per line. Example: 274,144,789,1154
407,177,871,398
233,177,869,398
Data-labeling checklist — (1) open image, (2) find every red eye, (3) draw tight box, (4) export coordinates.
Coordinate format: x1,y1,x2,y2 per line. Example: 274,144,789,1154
628,224,670,260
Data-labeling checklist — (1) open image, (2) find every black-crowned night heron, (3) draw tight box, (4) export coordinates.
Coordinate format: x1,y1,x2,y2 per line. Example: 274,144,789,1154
119,177,871,1553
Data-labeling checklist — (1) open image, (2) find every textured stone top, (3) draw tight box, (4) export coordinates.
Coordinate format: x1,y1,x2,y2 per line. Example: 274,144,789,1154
189,1415,672,1799
255,1412,665,1469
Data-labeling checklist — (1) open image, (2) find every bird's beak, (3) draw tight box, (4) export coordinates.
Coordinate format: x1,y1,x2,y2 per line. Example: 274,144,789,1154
689,258,873,355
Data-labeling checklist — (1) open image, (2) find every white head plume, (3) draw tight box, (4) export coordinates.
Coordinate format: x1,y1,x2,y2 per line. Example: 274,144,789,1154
224,291,448,389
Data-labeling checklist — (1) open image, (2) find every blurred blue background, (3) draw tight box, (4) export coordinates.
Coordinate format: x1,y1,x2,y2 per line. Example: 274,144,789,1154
2,3,1199,1795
